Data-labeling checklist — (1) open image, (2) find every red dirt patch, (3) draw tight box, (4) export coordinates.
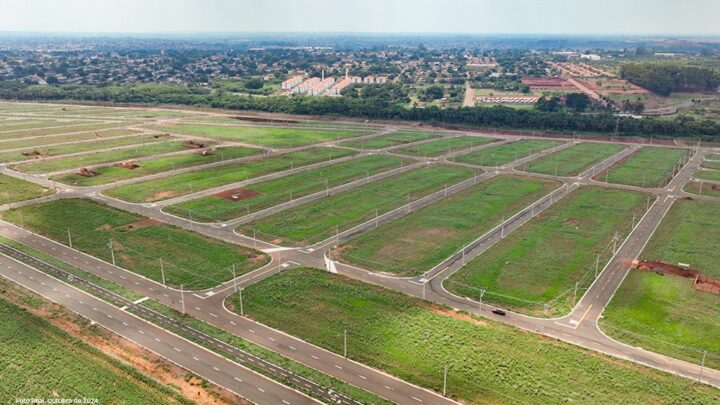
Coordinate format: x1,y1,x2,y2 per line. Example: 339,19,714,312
213,188,261,202
22,150,42,157
78,168,100,177
149,191,177,201
633,259,720,295
117,161,141,169
713,184,720,191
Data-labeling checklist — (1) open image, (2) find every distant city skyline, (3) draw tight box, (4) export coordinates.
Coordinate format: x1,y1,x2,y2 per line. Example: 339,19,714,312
1,0,719,36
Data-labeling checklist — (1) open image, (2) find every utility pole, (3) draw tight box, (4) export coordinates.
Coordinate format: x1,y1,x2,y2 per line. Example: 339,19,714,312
67,228,72,248
479,289,485,313
699,350,707,382
343,329,348,357
443,365,448,397
595,254,600,278
160,258,166,287
253,229,257,249
335,225,340,246
572,281,580,307
180,284,185,314
613,232,619,254
239,288,244,316
109,240,116,266
232,264,237,292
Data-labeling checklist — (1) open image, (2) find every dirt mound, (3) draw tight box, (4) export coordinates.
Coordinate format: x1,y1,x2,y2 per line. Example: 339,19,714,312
183,140,206,149
213,188,261,201
77,168,100,177
22,150,42,157
117,161,140,169
713,184,720,191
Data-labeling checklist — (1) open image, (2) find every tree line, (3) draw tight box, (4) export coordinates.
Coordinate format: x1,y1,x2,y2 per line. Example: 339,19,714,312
1,81,719,139
621,63,720,96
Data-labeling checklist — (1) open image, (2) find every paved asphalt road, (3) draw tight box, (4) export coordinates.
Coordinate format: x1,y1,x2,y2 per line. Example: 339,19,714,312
0,222,458,405
1,111,720,402
0,253,317,405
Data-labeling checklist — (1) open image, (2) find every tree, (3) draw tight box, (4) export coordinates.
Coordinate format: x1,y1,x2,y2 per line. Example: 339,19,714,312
244,78,264,90
535,96,561,112
565,93,591,112
425,86,444,100
45,76,59,85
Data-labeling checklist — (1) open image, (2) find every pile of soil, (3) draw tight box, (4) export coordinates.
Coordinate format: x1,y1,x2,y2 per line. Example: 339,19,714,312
183,140,206,149
117,161,140,169
77,168,100,177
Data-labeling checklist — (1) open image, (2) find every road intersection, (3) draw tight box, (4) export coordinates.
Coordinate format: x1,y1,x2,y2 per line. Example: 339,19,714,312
1,111,719,402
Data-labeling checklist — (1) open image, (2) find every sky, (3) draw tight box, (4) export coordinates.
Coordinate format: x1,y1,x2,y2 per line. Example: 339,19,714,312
0,0,718,35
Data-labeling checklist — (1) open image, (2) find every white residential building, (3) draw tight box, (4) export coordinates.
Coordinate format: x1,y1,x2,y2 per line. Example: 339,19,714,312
281,74,305,90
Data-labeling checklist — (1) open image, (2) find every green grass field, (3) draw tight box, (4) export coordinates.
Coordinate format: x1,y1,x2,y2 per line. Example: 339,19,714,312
334,176,560,276
339,130,440,149
51,146,262,187
393,136,495,157
144,123,367,148
684,180,720,197
165,155,409,222
601,272,720,371
0,119,88,132
0,298,189,404
446,187,648,315
454,139,563,167
694,168,720,182
600,147,688,188
0,132,156,163
524,143,625,176
237,165,474,246
0,128,139,151
0,121,130,140
1,199,268,289
229,268,720,404
642,199,720,277
10,140,202,174
0,174,53,204
701,158,720,171
104,147,355,203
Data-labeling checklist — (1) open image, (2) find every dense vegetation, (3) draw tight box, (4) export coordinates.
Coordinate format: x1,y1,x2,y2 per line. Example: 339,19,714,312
621,63,720,96
2,82,720,138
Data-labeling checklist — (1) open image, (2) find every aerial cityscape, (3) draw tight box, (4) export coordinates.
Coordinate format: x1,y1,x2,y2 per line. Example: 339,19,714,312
0,1,719,404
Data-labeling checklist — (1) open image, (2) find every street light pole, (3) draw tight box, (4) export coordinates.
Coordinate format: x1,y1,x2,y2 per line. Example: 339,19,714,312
239,288,244,316
160,258,166,288
109,240,116,266
699,350,707,382
67,228,72,248
232,264,237,292
180,284,185,314
344,329,348,357
443,365,448,397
